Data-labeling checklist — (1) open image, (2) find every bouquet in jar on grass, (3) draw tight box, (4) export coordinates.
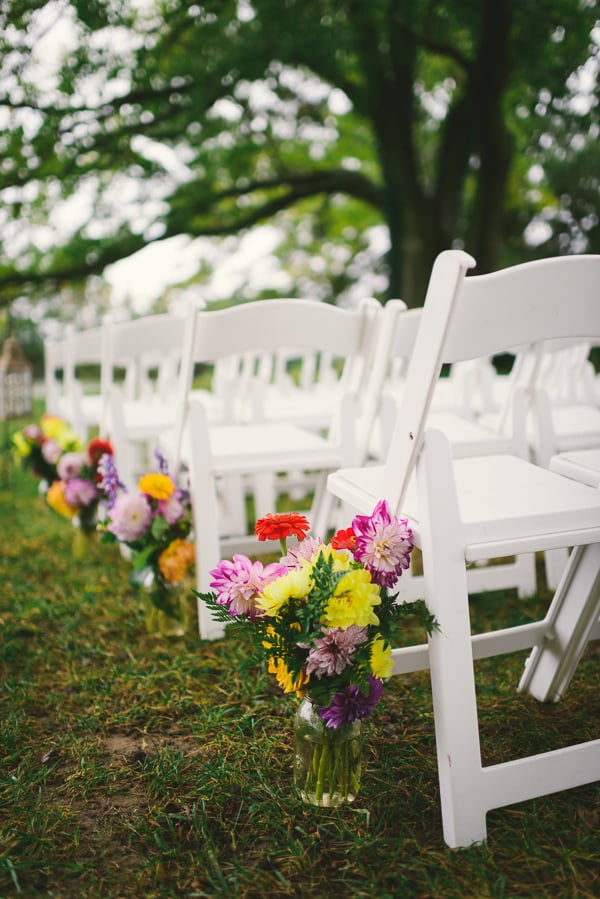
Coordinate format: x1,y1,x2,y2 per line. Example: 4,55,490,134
97,451,196,635
45,437,115,539
197,500,437,806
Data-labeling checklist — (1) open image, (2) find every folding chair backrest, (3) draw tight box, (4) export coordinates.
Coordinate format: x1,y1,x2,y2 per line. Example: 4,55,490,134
103,313,187,405
384,251,600,511
171,297,383,473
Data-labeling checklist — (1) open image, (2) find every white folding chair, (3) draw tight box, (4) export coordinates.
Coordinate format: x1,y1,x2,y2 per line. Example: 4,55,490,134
177,297,385,639
327,250,600,847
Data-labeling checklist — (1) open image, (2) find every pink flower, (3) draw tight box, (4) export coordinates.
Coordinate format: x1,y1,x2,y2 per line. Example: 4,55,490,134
42,439,62,464
23,424,42,442
209,554,287,618
57,452,86,481
158,492,185,525
351,499,413,588
282,536,323,568
108,493,152,542
64,478,97,509
306,625,369,678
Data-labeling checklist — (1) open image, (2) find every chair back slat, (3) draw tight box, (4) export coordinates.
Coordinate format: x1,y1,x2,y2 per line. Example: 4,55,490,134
383,251,600,511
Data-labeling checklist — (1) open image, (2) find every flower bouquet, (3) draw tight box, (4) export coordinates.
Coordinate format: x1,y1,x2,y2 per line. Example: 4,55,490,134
197,502,436,807
45,437,115,533
97,452,196,636
11,414,82,490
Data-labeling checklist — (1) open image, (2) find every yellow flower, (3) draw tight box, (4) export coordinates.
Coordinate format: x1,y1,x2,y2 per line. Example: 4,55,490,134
370,635,394,679
267,656,309,694
41,415,81,450
306,543,353,573
256,566,312,617
322,567,381,629
12,432,31,458
158,539,195,583
46,480,77,519
138,473,175,501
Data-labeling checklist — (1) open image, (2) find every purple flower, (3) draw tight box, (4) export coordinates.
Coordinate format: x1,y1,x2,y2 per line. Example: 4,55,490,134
306,625,369,678
320,676,384,728
351,499,413,588
64,478,98,509
107,493,152,542
97,454,124,509
57,452,86,481
154,448,170,474
209,554,287,618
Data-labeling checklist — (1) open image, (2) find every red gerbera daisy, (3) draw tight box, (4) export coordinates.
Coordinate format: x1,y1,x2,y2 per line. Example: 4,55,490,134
331,527,357,551
87,438,114,467
255,512,310,543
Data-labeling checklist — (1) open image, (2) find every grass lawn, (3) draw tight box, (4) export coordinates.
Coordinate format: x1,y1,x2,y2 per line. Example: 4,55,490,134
1,416,599,898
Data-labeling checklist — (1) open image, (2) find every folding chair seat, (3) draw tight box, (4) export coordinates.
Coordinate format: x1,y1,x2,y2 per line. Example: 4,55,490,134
327,250,600,847
176,297,385,638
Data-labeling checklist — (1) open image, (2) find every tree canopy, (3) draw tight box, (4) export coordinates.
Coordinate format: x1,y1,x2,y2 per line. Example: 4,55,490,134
0,0,598,312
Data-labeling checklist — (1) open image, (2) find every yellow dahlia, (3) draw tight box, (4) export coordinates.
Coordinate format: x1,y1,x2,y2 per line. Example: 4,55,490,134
322,567,381,629
255,566,312,617
138,473,175,501
370,635,394,679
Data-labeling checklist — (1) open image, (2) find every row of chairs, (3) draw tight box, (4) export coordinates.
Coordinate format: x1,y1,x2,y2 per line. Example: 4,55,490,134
44,252,600,848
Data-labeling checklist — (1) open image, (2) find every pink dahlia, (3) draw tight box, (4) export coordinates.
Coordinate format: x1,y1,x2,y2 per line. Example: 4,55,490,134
351,499,413,589
209,554,287,618
57,452,86,481
306,625,369,678
64,478,98,509
107,493,152,542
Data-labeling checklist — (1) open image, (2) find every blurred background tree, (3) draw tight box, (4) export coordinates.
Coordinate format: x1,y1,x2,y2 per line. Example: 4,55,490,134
0,0,598,323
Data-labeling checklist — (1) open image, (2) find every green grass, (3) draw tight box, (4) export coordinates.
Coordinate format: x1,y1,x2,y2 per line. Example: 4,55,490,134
1,419,599,898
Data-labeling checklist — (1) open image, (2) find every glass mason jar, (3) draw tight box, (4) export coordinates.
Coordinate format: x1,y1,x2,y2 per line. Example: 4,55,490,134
294,696,363,808
142,572,196,637
71,513,97,559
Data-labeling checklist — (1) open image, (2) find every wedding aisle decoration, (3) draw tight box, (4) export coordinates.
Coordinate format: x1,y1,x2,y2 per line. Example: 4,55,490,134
198,501,437,807
97,452,196,636
45,437,115,539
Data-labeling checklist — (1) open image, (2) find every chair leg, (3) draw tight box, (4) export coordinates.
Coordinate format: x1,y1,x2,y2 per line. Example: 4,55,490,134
518,542,600,701
188,400,226,640
544,547,570,590
418,431,488,847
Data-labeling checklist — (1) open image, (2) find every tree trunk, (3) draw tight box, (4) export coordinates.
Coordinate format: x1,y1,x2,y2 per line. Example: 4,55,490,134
468,0,514,272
